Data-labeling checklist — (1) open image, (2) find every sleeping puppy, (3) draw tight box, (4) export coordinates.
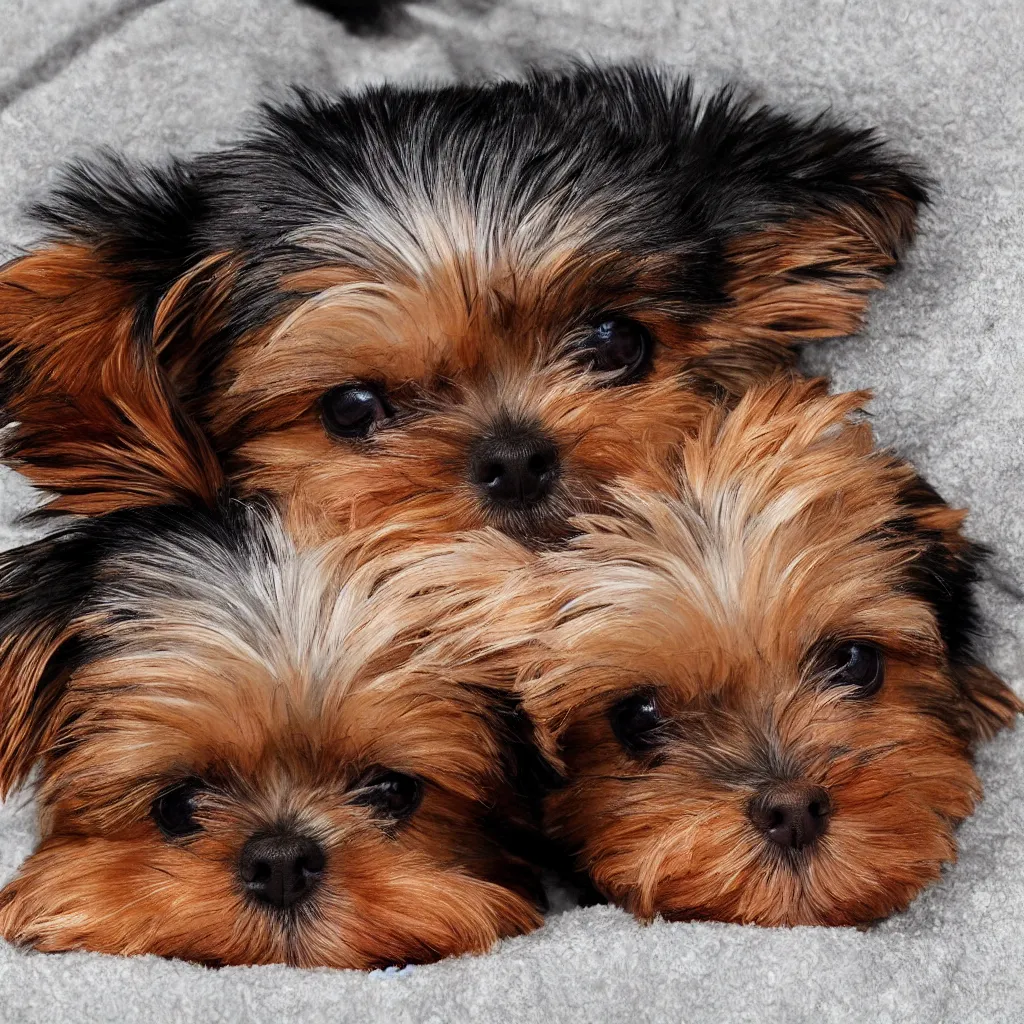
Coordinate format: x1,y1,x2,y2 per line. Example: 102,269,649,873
0,66,926,547
518,377,1021,926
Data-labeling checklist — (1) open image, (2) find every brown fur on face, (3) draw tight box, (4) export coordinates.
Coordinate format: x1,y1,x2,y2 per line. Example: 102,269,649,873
0,229,902,538
0,508,546,967
177,216,916,550
518,378,1022,926
212,254,733,547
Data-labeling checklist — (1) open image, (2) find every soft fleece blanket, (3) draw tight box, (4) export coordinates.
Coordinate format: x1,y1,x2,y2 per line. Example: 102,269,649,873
0,1,1022,1021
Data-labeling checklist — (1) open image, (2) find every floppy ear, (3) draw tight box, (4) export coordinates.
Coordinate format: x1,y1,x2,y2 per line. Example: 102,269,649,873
896,475,1023,744
694,94,929,369
955,662,1024,743
0,253,224,515
0,526,102,796
0,153,226,514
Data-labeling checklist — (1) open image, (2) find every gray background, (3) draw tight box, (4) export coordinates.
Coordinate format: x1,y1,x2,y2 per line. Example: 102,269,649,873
0,1,1022,1020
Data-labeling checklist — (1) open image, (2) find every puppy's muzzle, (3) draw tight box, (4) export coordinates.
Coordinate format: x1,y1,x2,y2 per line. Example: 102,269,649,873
748,783,832,850
470,428,560,509
239,829,325,910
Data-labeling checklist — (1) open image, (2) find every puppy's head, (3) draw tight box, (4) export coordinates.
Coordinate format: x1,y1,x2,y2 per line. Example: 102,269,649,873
2,67,927,544
522,378,1021,926
0,505,546,966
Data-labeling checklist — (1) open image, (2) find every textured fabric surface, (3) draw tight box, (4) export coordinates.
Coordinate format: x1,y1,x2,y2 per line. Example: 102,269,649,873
0,1,1022,1021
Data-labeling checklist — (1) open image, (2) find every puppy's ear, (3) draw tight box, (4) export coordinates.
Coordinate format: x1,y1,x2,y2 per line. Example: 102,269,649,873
0,154,225,514
0,526,101,796
498,699,567,801
20,153,241,404
25,150,203,320
695,93,929,370
955,662,1024,744
896,476,1023,743
0,264,225,514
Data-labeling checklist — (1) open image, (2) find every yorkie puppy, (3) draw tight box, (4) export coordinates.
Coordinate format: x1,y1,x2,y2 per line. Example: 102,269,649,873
0,502,551,966
518,377,1022,927
0,66,926,546
0,373,548,967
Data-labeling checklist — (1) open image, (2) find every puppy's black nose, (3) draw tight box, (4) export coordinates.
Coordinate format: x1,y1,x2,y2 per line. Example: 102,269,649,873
470,429,559,507
749,784,832,850
239,831,325,909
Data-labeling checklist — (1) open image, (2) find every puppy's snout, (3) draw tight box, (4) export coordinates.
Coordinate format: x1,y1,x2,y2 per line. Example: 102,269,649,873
749,784,832,850
470,429,559,508
239,830,325,910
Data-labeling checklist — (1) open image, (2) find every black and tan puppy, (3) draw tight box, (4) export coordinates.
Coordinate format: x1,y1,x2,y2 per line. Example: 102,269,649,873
518,378,1021,927
0,66,926,547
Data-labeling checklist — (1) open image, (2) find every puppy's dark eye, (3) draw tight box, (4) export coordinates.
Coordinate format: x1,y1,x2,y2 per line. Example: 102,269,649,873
578,316,653,383
352,769,423,820
822,641,885,697
609,690,666,755
320,383,391,439
151,778,205,839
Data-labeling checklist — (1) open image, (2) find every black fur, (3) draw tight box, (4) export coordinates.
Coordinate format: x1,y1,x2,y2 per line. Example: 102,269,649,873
499,701,567,799
0,519,109,772
28,66,929,422
0,499,260,646
890,475,987,667
29,153,206,345
0,498,569,811
0,340,30,415
297,0,406,33
0,525,104,652
0,498,283,780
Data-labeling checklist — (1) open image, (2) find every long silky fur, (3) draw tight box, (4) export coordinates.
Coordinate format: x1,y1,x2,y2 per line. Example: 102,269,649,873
0,500,552,966
518,377,1021,928
0,66,927,534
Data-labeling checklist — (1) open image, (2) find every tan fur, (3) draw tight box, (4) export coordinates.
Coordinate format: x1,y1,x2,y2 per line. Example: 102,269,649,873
2,195,913,540
0,518,546,967
708,211,910,352
177,209,912,548
517,378,1021,926
0,245,222,511
190,249,734,546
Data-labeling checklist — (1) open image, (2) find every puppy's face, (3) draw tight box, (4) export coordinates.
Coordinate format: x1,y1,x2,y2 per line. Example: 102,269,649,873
0,68,926,536
524,381,1021,926
0,508,543,967
217,258,721,546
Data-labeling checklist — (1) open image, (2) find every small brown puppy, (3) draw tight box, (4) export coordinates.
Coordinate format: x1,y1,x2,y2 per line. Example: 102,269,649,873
519,378,1021,926
0,67,926,547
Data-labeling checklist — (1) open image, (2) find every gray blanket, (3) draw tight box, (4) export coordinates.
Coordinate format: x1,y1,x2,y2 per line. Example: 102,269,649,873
1,1,1022,1021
